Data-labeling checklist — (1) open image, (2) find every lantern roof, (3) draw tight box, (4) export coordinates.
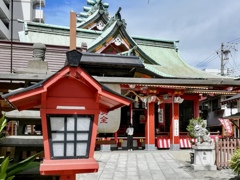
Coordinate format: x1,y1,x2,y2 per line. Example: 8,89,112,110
2,50,133,112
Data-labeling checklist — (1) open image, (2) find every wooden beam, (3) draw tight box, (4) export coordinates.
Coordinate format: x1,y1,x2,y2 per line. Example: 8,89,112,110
0,73,50,81
95,140,117,145
229,119,240,130
1,74,240,87
70,11,76,50
0,136,43,147
1,107,14,112
94,76,240,87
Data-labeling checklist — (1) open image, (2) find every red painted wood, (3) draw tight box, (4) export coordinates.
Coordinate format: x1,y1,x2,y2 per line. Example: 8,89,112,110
145,102,155,144
60,175,75,180
40,109,50,159
170,102,179,145
40,158,99,175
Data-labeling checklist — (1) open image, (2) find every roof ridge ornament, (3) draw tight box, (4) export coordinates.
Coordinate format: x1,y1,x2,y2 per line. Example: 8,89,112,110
115,7,122,20
77,0,109,24
105,7,127,30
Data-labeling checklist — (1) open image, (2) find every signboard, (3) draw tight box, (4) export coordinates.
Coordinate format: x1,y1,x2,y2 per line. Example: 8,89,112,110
174,120,179,136
158,109,163,123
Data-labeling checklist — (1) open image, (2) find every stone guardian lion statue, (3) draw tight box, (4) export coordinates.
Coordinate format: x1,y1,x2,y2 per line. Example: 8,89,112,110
193,121,212,144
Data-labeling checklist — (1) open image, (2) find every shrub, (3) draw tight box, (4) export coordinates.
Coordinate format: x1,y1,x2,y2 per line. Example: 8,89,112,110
0,114,7,139
230,148,240,175
186,117,206,138
186,117,207,145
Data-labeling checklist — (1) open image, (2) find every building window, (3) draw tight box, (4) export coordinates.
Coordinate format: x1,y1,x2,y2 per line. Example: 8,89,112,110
227,101,238,108
225,96,238,108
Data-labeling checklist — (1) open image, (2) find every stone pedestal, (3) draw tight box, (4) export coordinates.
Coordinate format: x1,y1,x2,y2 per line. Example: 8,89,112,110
100,144,111,152
191,143,216,170
170,144,180,151
145,144,156,151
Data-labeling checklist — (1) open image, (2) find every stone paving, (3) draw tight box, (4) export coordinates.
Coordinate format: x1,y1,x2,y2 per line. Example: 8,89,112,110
76,149,236,180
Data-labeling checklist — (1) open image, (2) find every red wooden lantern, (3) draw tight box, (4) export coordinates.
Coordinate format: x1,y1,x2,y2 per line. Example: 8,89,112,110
2,50,132,180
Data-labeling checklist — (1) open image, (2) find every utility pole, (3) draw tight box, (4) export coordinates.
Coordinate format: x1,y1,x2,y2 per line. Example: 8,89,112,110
220,43,224,76
220,43,230,76
39,0,41,23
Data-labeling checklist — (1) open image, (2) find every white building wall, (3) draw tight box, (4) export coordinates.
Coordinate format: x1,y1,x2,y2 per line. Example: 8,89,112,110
0,0,45,41
13,0,31,21
20,31,95,47
221,102,238,117
0,20,10,39
0,0,10,39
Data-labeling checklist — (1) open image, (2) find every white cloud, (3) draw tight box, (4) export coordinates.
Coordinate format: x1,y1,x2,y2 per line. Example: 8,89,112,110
44,0,240,75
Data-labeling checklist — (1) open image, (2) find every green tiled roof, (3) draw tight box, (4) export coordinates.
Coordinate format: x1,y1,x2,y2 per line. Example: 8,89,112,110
133,36,177,49
143,63,175,77
139,45,221,78
18,15,224,79
77,9,99,27
19,21,101,47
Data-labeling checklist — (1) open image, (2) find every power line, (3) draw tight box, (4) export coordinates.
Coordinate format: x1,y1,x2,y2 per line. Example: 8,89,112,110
195,39,240,69
195,40,239,76
228,38,240,43
195,52,219,68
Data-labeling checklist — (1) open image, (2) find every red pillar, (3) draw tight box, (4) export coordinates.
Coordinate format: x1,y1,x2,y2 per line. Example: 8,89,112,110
145,102,155,150
194,96,200,118
170,101,180,150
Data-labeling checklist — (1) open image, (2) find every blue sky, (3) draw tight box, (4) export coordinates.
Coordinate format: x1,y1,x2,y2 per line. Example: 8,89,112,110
44,0,240,76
